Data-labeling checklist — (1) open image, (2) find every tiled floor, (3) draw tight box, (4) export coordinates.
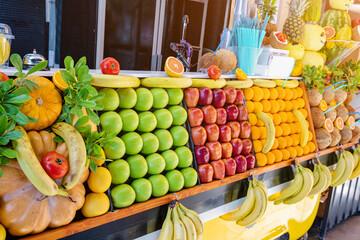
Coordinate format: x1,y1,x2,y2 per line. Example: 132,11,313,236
323,215,360,240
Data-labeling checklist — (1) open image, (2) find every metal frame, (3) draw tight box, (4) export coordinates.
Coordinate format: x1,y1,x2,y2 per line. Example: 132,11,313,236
95,0,106,69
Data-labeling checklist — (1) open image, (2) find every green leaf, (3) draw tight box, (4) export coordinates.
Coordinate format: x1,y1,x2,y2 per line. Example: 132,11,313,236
75,57,87,74
79,100,96,108
86,108,100,125
0,130,23,142
78,88,89,100
60,70,77,85
64,56,74,71
53,136,64,143
0,105,5,114
74,116,89,128
3,104,19,115
89,92,105,102
64,96,75,105
77,65,89,82
11,87,30,96
24,61,48,77
5,119,15,132
27,116,39,123
89,158,98,173
104,141,118,149
24,79,40,91
0,81,11,92
0,168,3,178
0,115,7,136
93,144,102,156
84,85,98,96
71,105,83,118
92,102,104,111
4,94,31,104
0,147,17,158
14,111,29,126
57,112,68,122
10,54,23,75
76,125,91,133
0,156,9,165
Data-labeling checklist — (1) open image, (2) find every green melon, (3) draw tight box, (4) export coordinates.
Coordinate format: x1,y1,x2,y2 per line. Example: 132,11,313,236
318,9,351,32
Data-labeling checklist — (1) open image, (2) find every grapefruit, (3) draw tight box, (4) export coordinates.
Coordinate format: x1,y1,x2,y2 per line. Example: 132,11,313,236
323,118,334,132
318,100,328,112
164,57,184,78
324,26,336,39
345,115,355,130
334,116,344,130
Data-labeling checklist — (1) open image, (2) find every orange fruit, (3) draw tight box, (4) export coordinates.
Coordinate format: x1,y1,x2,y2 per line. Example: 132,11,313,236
295,122,302,133
324,26,336,39
276,87,286,100
269,88,279,100
52,70,70,91
291,134,300,146
291,99,299,110
251,126,261,140
87,167,112,193
287,112,295,123
297,98,305,108
307,142,316,152
260,100,271,112
308,131,313,141
81,192,110,218
287,147,297,159
323,118,334,132
296,87,303,98
291,60,303,77
165,56,184,77
246,101,255,113
306,120,310,128
329,100,337,107
253,102,264,113
273,113,281,125
252,87,264,102
335,116,344,130
294,146,304,157
299,108,308,118
275,126,283,137
280,123,291,136
289,123,297,134
253,140,263,153
272,149,283,162
345,116,355,130
281,149,291,160
257,119,264,127
318,100,328,112
235,68,248,80
279,111,288,123
267,113,274,121
262,88,270,100
278,100,286,111
256,153,267,167
248,113,257,126
271,138,279,150
284,88,293,101
266,152,276,164
261,139,266,146
292,89,298,100
270,100,280,113
244,88,254,101
302,144,310,155
277,137,287,149
260,127,267,139
284,101,293,112
92,148,106,166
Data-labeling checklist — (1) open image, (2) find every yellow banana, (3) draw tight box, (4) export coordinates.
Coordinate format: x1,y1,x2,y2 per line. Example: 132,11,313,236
319,163,332,191
226,79,253,88
141,77,192,88
293,109,309,147
350,148,360,180
352,148,360,171
308,165,327,196
172,203,187,240
51,122,87,190
274,79,299,88
273,167,303,204
178,204,197,240
91,74,140,88
253,79,276,88
158,207,173,240
236,185,263,226
330,152,347,186
312,164,320,186
332,151,354,187
284,166,313,204
256,112,275,153
254,178,268,196
191,78,226,89
254,180,267,219
179,203,204,240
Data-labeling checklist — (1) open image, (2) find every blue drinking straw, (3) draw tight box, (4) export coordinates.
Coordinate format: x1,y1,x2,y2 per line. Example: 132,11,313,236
350,119,360,129
322,101,344,114
324,81,346,91
332,84,347,92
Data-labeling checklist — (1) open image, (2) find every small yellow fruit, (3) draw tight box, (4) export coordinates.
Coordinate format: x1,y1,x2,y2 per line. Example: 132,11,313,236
87,167,112,193
81,193,110,218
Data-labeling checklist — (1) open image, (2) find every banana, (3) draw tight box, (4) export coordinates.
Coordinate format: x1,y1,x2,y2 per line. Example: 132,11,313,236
293,109,309,147
178,204,197,240
220,180,255,221
172,203,187,240
319,163,332,191
91,74,140,88
308,165,328,196
179,203,204,240
141,77,192,88
284,166,314,205
51,122,87,190
254,180,267,219
253,79,276,88
158,207,173,240
225,79,253,89
236,184,263,226
256,112,275,153
191,78,226,89
272,167,303,204
312,164,320,187
12,126,67,197
254,178,268,196
352,147,360,170
331,151,354,187
350,148,360,180
330,152,347,186
274,79,299,88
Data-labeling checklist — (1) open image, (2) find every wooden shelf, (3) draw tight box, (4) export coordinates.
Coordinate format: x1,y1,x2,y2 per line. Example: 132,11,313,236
21,141,357,240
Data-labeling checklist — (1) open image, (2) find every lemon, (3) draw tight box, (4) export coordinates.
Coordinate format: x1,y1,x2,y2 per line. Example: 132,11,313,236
87,167,112,193
0,35,10,65
81,193,110,218
164,57,184,77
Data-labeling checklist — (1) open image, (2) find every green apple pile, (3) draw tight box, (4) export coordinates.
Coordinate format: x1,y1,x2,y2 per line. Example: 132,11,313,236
99,87,198,208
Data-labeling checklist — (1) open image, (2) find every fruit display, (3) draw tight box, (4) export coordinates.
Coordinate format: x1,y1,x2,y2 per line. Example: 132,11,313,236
283,0,310,43
185,86,254,183
330,150,354,187
198,49,237,73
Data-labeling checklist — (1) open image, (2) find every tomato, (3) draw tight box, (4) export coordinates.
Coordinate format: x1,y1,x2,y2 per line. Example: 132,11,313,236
275,33,286,43
100,57,120,75
207,65,221,80
352,18,360,28
0,72,9,82
41,151,69,179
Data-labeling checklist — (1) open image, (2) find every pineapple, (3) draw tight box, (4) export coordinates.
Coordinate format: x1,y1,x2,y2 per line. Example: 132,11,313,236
259,0,278,37
283,0,310,43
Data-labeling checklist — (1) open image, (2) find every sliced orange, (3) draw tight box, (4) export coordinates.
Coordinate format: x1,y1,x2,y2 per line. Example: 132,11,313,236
329,100,337,107
164,56,184,77
345,115,355,130
318,100,328,112
323,118,334,132
324,26,335,39
52,70,70,91
335,117,344,130
235,68,247,80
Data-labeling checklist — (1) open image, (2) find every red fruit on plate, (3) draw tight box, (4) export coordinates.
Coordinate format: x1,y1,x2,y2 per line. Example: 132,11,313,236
352,18,360,28
219,125,231,142
241,139,253,155
237,105,248,121
198,87,213,106
227,121,241,139
205,141,222,161
202,105,217,124
205,124,219,142
231,138,243,156
223,158,236,176
223,86,236,104
191,126,207,146
234,89,244,105
184,88,199,107
245,154,256,170
234,155,247,173
212,89,226,108
211,159,225,180
225,104,239,121
216,108,227,125
198,164,214,183
221,142,233,158
188,108,203,127
239,121,251,138
195,146,210,164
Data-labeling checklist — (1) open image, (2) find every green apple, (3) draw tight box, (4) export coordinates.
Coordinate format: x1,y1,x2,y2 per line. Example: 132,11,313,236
154,130,173,151
104,137,125,159
166,88,183,105
161,150,179,171
137,111,157,132
165,170,184,192
99,88,119,111
168,106,187,126
134,88,153,111
154,109,173,129
180,167,198,188
141,133,159,154
175,146,193,168
117,88,137,108
107,159,130,184
111,184,136,208
148,174,169,197
146,153,166,175
170,126,189,146
127,154,148,178
150,88,169,109
121,132,143,155
119,109,139,132
100,111,122,135
131,178,152,202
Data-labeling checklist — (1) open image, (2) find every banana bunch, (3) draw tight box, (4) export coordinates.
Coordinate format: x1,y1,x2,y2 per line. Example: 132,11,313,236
220,178,268,226
158,201,204,240
349,145,360,180
256,112,275,153
308,161,332,197
330,150,354,187
270,162,314,205
293,109,308,147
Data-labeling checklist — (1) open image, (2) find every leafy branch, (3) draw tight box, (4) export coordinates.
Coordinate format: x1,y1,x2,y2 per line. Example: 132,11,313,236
302,65,327,93
258,0,277,22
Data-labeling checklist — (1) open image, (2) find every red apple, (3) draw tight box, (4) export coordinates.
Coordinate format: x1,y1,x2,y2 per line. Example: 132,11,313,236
234,89,244,105
184,88,199,107
223,158,236,176
219,125,231,142
205,123,219,142
188,108,203,127
242,139,253,155
198,87,213,105
202,105,217,124
352,18,360,28
234,155,247,173
191,126,207,146
245,154,256,170
231,138,243,156
212,89,226,108
240,121,251,138
223,86,236,104
205,141,222,161
237,105,248,121
216,108,227,125
198,164,214,183
221,142,233,158
225,104,239,121
227,121,241,138
195,146,210,164
210,159,225,180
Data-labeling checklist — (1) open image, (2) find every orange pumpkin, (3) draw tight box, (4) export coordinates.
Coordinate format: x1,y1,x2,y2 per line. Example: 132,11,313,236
20,76,62,131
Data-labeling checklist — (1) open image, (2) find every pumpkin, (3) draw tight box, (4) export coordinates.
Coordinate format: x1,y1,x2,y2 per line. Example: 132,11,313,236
20,76,62,131
0,130,88,236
